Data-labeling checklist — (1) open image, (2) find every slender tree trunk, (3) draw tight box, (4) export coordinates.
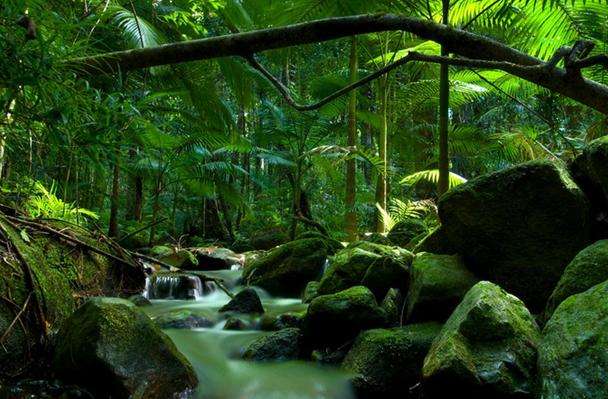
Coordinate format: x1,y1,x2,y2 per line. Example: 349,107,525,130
108,149,120,238
148,176,162,246
345,36,358,241
128,147,144,221
375,75,389,233
437,0,451,196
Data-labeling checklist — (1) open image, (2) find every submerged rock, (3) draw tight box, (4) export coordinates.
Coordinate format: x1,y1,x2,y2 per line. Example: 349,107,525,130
53,297,197,398
259,312,303,331
422,281,540,399
244,238,330,297
128,294,151,307
405,252,478,322
317,243,413,301
539,279,608,399
343,323,442,398
223,316,248,331
219,288,264,314
438,161,591,311
243,328,304,361
544,239,608,321
154,309,214,329
303,286,386,348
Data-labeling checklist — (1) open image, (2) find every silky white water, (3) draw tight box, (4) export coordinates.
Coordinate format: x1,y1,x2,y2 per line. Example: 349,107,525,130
142,269,355,399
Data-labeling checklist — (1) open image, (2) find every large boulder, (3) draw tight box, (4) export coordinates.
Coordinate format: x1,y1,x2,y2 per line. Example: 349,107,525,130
342,323,442,398
0,217,143,376
570,136,608,237
243,238,330,297
187,247,243,270
544,240,608,321
414,226,455,255
157,248,198,269
53,298,197,398
317,243,413,301
303,286,387,348
405,252,478,322
250,227,289,250
438,161,591,311
219,288,264,314
422,281,540,399
539,279,608,399
242,328,304,361
387,219,427,248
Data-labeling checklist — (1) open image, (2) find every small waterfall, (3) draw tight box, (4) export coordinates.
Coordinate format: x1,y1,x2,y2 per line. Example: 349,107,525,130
203,280,218,295
144,273,204,300
322,258,330,274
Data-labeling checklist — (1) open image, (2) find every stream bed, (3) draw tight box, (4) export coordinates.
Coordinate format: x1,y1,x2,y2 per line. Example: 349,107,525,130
142,270,355,399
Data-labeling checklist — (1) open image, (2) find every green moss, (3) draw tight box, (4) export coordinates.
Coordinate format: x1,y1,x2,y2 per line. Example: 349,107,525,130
438,160,591,312
244,238,329,297
53,297,197,398
303,286,387,348
243,328,303,361
544,240,608,321
343,323,442,397
540,279,608,399
422,281,540,398
405,252,478,322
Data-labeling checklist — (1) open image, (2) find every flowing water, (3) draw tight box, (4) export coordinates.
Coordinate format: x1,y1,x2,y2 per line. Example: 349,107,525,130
142,269,355,399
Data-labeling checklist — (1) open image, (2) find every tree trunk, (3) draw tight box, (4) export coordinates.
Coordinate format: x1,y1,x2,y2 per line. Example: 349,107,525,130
148,177,162,246
128,148,144,221
437,0,451,196
345,36,358,241
108,149,120,238
375,75,389,233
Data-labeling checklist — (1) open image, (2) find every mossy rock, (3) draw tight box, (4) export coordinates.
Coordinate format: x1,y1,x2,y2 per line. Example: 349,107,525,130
158,249,198,269
243,238,330,297
539,279,608,399
153,309,214,329
570,136,608,237
296,231,344,254
149,245,173,257
0,217,143,377
259,311,303,331
318,243,413,301
405,252,479,323
53,297,197,398
243,328,304,362
359,232,392,246
219,288,264,314
250,227,289,250
380,288,403,327
303,286,387,348
302,281,320,304
438,161,591,312
188,247,243,271
343,323,442,398
544,239,608,321
387,219,427,248
422,281,540,399
414,226,455,255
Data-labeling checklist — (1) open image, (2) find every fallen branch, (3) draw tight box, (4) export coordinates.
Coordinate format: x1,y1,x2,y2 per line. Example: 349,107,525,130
117,217,168,244
0,292,32,345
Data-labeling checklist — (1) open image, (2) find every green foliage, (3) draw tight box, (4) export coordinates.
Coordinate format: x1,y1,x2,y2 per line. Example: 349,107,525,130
23,181,98,224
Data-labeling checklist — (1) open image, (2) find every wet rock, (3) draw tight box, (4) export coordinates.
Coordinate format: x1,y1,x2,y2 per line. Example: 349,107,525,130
303,286,387,348
154,310,214,329
405,253,478,323
422,281,540,399
380,288,403,327
219,288,264,314
188,247,243,271
128,294,151,307
343,323,442,398
302,281,320,303
539,279,608,399
259,311,304,331
387,219,427,248
318,243,413,301
0,379,94,399
53,297,198,399
438,161,591,311
224,317,248,331
243,328,304,362
296,231,344,254
244,238,330,297
544,239,608,321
